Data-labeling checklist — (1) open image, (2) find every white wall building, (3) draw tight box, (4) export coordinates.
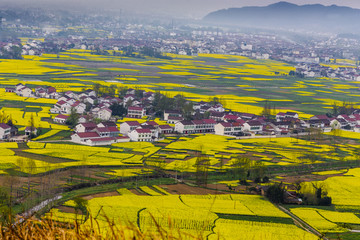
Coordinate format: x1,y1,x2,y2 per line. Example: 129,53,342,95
128,129,153,142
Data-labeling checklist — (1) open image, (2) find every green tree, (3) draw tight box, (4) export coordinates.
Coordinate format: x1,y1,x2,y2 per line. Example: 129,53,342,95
182,102,194,120
108,84,117,97
251,161,266,181
28,113,36,139
118,86,128,97
92,83,101,96
0,187,12,224
173,94,187,110
261,101,274,119
232,157,251,182
194,146,210,186
73,197,89,224
266,182,286,203
110,103,127,117
26,159,37,194
65,107,79,129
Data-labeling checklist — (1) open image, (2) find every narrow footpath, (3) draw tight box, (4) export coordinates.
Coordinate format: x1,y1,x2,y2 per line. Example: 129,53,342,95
278,205,328,240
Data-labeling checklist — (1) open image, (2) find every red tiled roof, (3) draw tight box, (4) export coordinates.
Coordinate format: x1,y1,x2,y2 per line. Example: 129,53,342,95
202,119,217,124
0,123,11,129
96,127,110,133
192,120,204,125
313,115,328,120
232,121,243,127
77,132,100,138
224,114,239,120
236,119,246,125
80,123,97,128
179,120,194,126
108,126,120,132
220,122,232,127
128,106,144,111
55,114,69,120
246,120,262,126
143,121,158,126
286,112,297,116
101,107,112,113
56,100,66,105
117,136,130,139
25,126,36,131
98,121,117,128
88,137,116,142
123,121,140,126
135,128,152,133
159,125,173,129
71,101,80,107
168,116,183,120
352,114,360,121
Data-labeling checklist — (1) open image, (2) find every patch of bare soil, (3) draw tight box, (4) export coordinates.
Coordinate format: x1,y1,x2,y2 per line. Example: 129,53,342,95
130,188,147,195
57,206,76,214
159,183,227,195
282,172,346,185
83,191,119,200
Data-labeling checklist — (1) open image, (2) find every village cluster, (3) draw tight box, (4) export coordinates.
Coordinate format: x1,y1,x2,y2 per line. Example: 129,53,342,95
295,63,360,81
2,83,359,146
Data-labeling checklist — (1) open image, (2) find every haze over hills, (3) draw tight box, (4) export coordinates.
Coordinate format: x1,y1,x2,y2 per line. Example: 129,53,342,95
203,1,360,34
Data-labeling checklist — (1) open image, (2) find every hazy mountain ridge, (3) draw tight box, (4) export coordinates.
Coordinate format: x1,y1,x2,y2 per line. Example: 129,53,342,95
203,2,360,33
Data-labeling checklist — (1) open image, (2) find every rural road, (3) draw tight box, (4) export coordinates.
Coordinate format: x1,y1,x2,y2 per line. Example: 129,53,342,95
278,205,328,240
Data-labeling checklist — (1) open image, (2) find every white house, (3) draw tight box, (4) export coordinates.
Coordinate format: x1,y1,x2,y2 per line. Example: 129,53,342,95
48,92,60,99
208,104,225,112
215,122,243,136
17,87,33,97
164,110,184,124
354,125,360,133
94,127,120,137
127,106,146,118
25,127,37,136
276,112,286,122
78,116,88,124
84,89,96,97
192,119,217,133
129,128,153,142
75,123,97,133
15,83,25,92
0,123,11,139
120,121,141,135
65,91,78,100
71,132,100,144
158,125,174,134
54,114,69,124
84,96,97,105
175,120,196,134
55,100,72,114
243,120,262,134
96,108,112,121
285,112,299,119
86,137,120,146
71,101,86,114
123,94,135,105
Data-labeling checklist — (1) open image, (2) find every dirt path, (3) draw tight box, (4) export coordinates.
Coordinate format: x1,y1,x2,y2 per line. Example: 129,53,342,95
278,205,328,240
21,195,62,219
